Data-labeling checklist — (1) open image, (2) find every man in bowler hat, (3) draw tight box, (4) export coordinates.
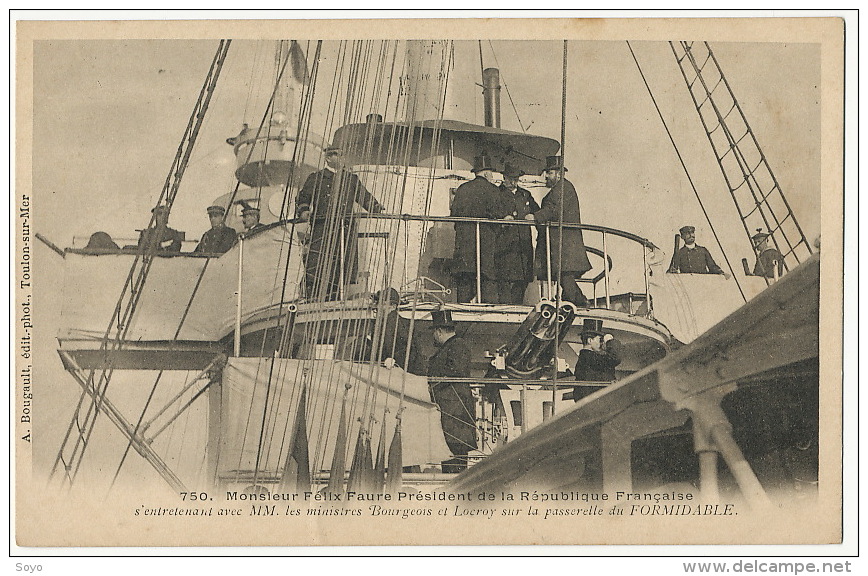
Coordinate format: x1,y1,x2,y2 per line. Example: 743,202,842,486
297,145,384,301
451,155,502,303
573,318,622,402
194,205,237,254
668,225,729,277
427,309,477,472
494,163,540,304
525,155,591,306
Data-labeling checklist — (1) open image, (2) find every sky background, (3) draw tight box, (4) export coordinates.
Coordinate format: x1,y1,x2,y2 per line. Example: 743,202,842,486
28,37,821,491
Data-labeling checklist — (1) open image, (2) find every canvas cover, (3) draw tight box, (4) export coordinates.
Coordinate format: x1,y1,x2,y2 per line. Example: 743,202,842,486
59,226,305,342
218,357,451,478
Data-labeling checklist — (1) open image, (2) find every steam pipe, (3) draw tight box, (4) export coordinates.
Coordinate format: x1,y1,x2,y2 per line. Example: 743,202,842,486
482,68,501,128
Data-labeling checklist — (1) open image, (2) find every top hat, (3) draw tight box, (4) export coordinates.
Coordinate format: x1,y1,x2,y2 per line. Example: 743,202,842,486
581,318,604,337
543,155,568,172
679,225,695,236
206,205,226,216
502,163,524,179
430,309,456,329
373,287,401,306
471,155,493,173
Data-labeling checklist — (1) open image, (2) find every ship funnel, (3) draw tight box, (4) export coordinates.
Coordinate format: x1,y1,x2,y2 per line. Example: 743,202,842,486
482,68,501,128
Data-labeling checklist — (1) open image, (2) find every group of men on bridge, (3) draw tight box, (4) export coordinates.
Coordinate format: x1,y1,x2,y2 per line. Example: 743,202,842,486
452,154,591,307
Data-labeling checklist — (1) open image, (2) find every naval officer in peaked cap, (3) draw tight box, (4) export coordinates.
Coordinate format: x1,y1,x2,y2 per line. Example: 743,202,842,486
297,145,384,301
668,225,730,278
194,205,237,255
137,203,183,253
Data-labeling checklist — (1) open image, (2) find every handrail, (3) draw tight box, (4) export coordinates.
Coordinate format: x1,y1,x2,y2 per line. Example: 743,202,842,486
67,212,658,317
67,214,658,253
358,212,659,250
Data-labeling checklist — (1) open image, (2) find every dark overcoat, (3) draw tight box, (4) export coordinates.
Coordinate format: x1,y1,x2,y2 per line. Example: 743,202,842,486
427,335,477,455
357,310,426,376
494,184,539,282
450,176,501,279
533,177,592,277
574,339,623,382
298,168,383,289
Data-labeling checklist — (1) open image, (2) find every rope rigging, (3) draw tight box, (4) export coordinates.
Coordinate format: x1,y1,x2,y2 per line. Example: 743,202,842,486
109,40,314,491
670,41,813,276
50,40,233,491
626,40,746,302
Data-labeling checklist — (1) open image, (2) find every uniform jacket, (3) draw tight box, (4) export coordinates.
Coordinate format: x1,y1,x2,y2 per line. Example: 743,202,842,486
753,248,784,278
533,177,592,276
138,225,183,253
451,176,501,277
495,184,539,282
574,338,623,382
298,167,383,285
670,245,723,274
194,225,237,254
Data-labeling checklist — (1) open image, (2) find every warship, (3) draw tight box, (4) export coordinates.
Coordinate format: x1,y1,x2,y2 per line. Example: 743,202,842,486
43,38,819,511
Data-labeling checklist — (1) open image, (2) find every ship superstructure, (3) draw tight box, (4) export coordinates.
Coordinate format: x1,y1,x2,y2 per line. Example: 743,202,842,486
48,38,818,510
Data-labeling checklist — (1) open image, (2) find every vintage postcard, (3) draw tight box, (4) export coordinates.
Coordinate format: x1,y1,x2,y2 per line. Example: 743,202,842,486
13,16,845,549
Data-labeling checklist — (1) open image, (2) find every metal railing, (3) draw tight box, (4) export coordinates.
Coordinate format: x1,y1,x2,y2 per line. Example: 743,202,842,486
357,212,658,315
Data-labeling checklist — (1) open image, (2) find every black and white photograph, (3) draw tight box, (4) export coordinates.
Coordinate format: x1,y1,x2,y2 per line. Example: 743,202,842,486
13,15,847,554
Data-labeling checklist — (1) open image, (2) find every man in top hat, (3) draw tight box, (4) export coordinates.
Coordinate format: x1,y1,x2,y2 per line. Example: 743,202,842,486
426,309,477,473
524,155,591,306
750,229,784,280
572,318,623,402
194,205,237,254
494,163,540,304
239,203,265,235
137,204,183,253
356,288,425,375
668,225,729,277
451,155,502,303
297,145,384,301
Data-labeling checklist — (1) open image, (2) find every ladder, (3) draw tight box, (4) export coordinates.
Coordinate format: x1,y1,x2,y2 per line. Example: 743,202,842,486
670,41,814,276
50,40,232,490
